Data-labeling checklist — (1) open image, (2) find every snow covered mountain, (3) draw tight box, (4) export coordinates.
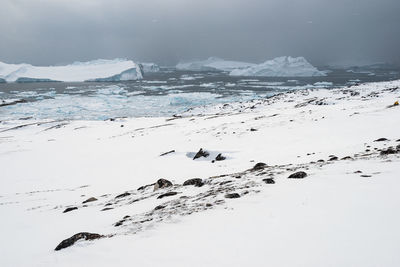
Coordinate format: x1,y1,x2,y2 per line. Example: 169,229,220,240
230,56,326,77
176,57,256,72
0,59,143,82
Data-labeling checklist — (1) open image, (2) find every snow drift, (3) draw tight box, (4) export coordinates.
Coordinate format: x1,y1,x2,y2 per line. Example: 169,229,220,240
176,57,256,72
0,59,143,82
229,56,326,77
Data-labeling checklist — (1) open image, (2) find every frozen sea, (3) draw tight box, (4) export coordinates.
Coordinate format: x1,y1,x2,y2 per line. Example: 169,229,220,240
0,67,399,121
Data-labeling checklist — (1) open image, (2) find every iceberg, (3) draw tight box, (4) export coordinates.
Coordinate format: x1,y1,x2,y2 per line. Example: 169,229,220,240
0,59,143,83
176,57,256,72
229,56,326,77
139,63,161,73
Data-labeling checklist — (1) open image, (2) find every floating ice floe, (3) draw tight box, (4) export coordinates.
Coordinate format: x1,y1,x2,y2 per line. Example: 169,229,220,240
176,57,256,72
229,56,327,77
0,59,143,83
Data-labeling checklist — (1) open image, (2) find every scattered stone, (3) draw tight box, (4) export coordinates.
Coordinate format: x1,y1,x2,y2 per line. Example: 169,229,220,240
252,162,267,170
374,138,389,142
193,148,210,160
263,178,275,184
317,159,325,163
115,192,131,199
123,215,130,219
63,207,78,213
250,128,258,132
157,191,178,199
183,178,204,187
341,156,353,160
55,232,103,251
361,175,372,178
82,197,97,204
288,171,307,179
354,170,363,174
219,180,233,186
154,179,173,191
160,150,175,156
397,144,400,151
328,156,338,161
114,220,124,227
154,205,166,210
215,153,226,161
396,139,400,142
137,183,155,191
380,147,398,155
225,193,241,199
206,203,212,207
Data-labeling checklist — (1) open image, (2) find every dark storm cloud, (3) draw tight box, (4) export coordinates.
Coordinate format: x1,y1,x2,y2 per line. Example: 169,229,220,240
1,0,399,66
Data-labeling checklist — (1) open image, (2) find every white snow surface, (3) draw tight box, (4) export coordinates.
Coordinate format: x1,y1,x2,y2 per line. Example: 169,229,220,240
176,57,256,71
1,80,400,266
0,59,143,82
230,56,327,77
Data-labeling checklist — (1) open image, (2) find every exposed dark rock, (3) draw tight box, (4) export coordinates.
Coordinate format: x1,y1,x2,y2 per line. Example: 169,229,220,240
193,148,209,160
380,147,398,155
115,192,131,199
396,139,400,142
215,153,226,161
341,156,353,160
374,138,389,142
328,156,338,161
317,159,325,163
397,144,400,151
219,180,233,186
361,174,372,178
55,232,103,251
263,178,275,184
154,179,173,190
354,170,363,174
252,162,267,170
154,205,166,210
137,183,155,191
114,220,124,227
63,207,78,213
288,171,307,179
101,207,113,211
183,178,204,187
82,197,97,204
160,150,175,156
123,215,130,219
250,128,258,132
157,191,178,199
225,193,241,199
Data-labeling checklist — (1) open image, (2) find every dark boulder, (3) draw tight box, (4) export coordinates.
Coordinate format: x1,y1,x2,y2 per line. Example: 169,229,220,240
252,162,267,171
193,148,210,160
160,150,175,156
225,193,241,199
82,197,97,204
341,156,353,160
154,205,166,210
55,232,103,251
288,171,307,179
215,153,226,161
328,156,338,161
263,178,275,184
374,138,389,142
157,192,178,199
63,207,78,213
115,192,131,199
380,147,398,155
154,178,173,191
183,178,204,187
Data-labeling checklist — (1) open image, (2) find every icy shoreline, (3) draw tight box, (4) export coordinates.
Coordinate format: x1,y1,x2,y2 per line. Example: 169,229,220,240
1,80,400,266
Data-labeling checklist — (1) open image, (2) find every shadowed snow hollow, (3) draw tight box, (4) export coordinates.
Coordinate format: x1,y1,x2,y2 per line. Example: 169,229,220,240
0,59,143,82
229,56,327,77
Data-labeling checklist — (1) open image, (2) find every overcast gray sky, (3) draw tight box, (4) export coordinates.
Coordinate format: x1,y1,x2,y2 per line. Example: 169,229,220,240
1,0,399,66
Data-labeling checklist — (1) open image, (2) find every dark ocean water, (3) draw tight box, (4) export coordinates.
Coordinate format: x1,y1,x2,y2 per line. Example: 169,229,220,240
0,67,399,121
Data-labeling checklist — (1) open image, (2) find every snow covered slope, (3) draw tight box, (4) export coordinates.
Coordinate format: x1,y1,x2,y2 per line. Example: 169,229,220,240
230,56,326,77
176,57,256,71
1,80,400,266
0,59,143,82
